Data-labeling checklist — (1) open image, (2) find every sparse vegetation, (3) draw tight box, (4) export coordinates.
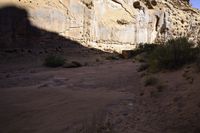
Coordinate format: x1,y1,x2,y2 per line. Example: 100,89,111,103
134,43,158,56
137,63,149,72
134,54,146,62
105,55,119,60
133,43,159,62
144,76,158,86
156,84,166,92
96,58,100,62
78,113,114,133
44,55,65,67
134,37,200,72
148,37,197,70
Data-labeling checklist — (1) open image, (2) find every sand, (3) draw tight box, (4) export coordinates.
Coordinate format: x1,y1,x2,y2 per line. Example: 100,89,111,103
0,50,200,133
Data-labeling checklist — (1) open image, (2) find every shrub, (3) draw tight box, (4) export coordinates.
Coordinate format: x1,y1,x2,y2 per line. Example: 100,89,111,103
144,76,158,86
134,54,146,62
44,55,65,67
138,43,158,53
105,55,119,60
137,63,149,72
133,43,159,63
134,43,158,55
156,84,166,92
148,37,198,70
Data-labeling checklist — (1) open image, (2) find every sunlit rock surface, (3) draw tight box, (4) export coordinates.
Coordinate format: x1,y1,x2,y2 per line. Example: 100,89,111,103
0,0,200,53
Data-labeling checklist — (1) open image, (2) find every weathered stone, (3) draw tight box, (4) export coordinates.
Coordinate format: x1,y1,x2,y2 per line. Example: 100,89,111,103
0,0,199,53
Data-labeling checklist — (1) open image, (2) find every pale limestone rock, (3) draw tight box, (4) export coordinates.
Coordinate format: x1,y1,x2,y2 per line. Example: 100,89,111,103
0,0,199,53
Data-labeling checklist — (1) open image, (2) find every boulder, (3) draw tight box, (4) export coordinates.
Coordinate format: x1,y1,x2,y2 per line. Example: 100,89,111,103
63,61,82,68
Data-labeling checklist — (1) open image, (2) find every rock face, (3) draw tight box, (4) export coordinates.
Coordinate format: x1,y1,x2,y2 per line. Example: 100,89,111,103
0,0,200,53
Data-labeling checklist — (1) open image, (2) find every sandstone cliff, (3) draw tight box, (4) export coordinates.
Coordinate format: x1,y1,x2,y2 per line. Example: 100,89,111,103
0,0,200,53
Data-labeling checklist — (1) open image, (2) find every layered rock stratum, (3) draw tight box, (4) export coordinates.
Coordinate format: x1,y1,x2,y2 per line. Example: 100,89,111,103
0,0,200,53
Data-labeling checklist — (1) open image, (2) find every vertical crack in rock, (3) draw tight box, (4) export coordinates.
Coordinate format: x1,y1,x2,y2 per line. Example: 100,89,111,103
155,15,160,31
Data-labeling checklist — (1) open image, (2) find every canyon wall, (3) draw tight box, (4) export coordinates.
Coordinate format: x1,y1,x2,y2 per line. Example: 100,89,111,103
0,0,200,53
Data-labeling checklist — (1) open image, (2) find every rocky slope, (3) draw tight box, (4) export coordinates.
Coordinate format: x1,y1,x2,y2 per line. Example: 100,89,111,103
0,0,200,53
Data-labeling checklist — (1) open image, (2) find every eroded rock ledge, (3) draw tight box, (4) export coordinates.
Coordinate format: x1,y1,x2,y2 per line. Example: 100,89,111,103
0,0,200,53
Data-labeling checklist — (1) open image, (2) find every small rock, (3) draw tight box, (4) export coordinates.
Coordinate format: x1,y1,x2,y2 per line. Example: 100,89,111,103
188,78,194,84
38,83,48,88
122,50,134,59
84,62,89,66
52,78,66,86
30,70,36,73
71,61,82,67
123,112,128,116
140,92,144,96
128,102,133,106
96,58,100,62
6,74,10,78
63,61,82,68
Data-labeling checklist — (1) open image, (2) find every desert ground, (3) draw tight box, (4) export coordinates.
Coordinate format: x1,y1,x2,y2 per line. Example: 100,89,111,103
0,47,200,133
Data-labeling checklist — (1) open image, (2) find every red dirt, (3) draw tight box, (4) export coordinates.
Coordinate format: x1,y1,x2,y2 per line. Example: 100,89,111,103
0,54,200,133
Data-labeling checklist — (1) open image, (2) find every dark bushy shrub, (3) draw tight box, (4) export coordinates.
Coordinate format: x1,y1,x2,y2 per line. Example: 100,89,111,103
133,43,159,62
134,43,158,55
148,37,198,70
44,55,65,67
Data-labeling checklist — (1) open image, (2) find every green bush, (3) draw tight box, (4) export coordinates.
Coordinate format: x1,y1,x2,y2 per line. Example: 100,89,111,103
148,37,198,70
44,55,65,67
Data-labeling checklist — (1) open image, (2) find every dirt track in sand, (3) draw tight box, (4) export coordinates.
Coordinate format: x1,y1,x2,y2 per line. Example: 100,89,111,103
0,58,200,133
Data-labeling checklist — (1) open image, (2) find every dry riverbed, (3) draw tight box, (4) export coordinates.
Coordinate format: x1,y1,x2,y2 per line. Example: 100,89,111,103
0,50,200,133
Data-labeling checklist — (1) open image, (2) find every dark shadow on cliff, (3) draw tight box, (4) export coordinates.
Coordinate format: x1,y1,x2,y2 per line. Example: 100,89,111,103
0,6,85,49
0,6,115,62
0,5,121,67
